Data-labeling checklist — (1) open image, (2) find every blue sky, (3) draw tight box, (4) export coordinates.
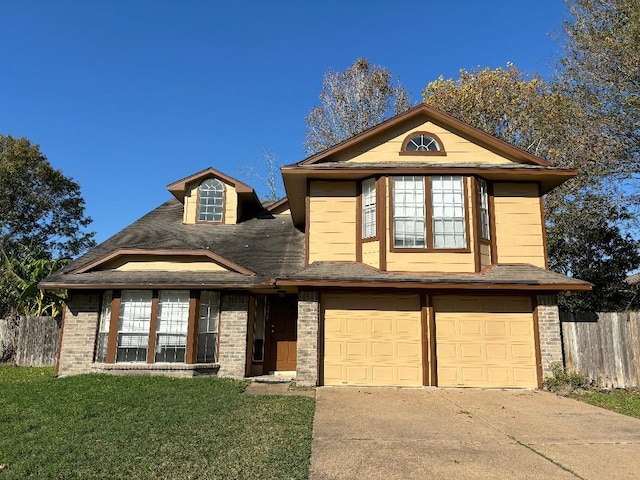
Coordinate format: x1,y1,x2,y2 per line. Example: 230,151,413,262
1,0,570,246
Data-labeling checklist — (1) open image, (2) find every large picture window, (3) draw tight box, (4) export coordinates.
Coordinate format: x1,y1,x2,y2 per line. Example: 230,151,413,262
392,175,467,250
362,178,377,239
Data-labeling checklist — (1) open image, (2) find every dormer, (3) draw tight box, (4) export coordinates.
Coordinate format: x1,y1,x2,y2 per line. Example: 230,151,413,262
167,167,263,225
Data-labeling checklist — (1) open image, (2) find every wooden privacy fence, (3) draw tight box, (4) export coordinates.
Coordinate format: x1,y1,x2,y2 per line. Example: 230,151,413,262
14,316,60,367
561,311,640,389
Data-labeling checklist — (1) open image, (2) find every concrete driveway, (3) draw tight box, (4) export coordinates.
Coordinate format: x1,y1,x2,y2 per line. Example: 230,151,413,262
310,387,640,479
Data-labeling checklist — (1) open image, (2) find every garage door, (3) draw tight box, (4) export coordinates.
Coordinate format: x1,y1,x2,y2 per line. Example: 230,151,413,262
323,294,422,386
434,296,538,388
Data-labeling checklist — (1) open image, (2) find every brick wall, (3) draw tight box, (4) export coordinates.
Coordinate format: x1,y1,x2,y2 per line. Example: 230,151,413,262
296,290,319,386
217,293,249,378
537,294,563,378
57,292,100,377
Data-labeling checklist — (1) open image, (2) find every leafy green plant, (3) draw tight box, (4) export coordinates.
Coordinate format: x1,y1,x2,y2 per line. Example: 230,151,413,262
543,362,596,393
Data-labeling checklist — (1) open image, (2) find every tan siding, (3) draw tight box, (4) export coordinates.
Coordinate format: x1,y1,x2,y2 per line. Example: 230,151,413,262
480,242,492,268
183,180,238,225
323,293,422,386
434,295,537,388
340,120,514,165
102,255,228,272
362,240,380,269
308,181,356,262
493,183,545,267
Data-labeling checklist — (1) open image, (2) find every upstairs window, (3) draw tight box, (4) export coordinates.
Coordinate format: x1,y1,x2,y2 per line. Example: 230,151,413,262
393,176,426,248
401,132,445,155
362,178,377,239
432,176,466,248
392,175,467,250
198,178,224,222
478,179,490,241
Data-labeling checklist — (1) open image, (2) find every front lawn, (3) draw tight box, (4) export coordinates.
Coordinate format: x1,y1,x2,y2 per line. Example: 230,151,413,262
0,366,315,479
571,389,640,419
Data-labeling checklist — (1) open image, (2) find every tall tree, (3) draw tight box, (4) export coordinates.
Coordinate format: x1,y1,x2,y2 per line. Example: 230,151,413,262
422,65,639,311
0,135,94,317
0,135,94,259
562,0,640,167
305,58,412,154
548,193,640,311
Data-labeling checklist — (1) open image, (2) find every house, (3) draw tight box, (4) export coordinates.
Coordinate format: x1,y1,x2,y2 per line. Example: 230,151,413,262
40,104,590,388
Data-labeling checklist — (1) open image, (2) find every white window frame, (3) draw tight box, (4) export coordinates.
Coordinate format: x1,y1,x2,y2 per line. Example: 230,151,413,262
362,178,377,239
478,178,490,241
198,178,224,222
431,175,466,249
393,176,426,248
96,291,112,362
197,291,220,363
155,290,190,363
117,290,152,363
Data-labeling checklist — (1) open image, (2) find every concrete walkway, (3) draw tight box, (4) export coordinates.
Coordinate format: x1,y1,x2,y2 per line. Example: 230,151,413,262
310,387,640,479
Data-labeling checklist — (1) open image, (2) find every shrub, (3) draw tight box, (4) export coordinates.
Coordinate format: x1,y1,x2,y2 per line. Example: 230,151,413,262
544,362,596,393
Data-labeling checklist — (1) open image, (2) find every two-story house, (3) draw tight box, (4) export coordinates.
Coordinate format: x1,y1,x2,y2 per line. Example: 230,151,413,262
41,104,590,388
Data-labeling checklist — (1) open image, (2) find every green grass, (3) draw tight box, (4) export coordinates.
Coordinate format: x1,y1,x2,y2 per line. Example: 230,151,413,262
571,389,640,419
0,366,315,479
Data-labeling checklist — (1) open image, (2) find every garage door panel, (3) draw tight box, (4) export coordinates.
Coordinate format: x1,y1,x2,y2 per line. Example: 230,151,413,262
435,295,537,388
323,294,422,387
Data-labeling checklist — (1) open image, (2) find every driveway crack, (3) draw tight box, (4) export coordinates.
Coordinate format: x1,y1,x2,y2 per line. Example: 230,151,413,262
437,392,586,480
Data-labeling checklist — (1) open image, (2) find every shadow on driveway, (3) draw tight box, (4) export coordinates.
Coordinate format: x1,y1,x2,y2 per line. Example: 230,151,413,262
310,387,640,479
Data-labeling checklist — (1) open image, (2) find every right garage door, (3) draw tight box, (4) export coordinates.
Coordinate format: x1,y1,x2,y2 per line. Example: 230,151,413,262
434,295,538,388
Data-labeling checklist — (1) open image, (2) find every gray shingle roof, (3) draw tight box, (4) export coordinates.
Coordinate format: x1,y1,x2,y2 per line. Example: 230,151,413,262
41,198,305,288
279,262,591,290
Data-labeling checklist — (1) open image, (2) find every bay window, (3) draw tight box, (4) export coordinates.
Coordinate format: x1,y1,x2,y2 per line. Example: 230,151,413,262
96,289,220,364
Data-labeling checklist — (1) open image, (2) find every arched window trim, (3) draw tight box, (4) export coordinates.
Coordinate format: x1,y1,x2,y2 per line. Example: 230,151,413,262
196,177,225,223
399,131,447,156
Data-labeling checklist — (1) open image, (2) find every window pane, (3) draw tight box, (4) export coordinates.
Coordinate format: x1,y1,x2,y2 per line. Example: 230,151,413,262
393,176,426,248
155,290,189,363
96,291,112,362
198,178,224,222
431,175,466,249
198,291,220,363
478,179,490,240
117,290,152,363
362,178,376,239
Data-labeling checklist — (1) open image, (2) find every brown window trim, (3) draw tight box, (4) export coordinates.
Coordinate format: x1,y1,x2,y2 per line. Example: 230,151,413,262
389,175,471,253
195,177,226,224
399,131,447,156
102,289,205,365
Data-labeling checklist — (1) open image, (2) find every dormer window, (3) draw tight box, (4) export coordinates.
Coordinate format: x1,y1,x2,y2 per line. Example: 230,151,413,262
198,178,224,222
400,132,446,156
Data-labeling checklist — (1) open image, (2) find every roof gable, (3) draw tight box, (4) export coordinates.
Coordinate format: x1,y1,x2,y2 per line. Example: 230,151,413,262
299,104,551,167
167,167,256,202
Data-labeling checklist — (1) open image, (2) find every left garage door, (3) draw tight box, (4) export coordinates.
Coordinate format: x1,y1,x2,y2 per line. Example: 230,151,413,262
323,293,423,386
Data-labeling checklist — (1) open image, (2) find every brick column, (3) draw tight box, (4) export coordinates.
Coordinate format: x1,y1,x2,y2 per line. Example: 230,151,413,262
296,290,320,386
537,295,563,378
57,292,101,377
217,294,249,379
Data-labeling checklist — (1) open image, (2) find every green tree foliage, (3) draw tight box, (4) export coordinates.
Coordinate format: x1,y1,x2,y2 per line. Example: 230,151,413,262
422,65,640,311
562,0,640,167
0,135,94,317
548,194,640,311
305,58,412,154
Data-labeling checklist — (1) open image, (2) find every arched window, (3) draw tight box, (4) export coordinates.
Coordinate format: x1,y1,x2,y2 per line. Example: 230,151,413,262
400,132,446,155
198,178,224,222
